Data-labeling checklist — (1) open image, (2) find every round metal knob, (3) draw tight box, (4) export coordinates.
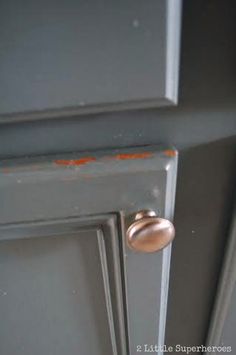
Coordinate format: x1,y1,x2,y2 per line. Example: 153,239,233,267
126,210,175,253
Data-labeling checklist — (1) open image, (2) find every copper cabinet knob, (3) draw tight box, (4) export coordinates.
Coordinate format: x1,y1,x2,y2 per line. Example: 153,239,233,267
126,210,175,253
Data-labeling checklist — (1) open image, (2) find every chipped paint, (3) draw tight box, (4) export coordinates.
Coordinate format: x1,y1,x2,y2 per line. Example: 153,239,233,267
2,168,11,174
54,157,96,166
114,152,153,160
163,150,177,157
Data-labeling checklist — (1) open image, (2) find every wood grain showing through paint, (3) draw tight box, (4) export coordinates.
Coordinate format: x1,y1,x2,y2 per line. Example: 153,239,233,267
54,157,96,166
54,152,154,166
163,150,177,157
114,152,153,160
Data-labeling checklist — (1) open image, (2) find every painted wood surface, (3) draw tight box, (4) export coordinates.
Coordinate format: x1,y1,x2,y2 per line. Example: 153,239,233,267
0,145,178,355
0,0,182,122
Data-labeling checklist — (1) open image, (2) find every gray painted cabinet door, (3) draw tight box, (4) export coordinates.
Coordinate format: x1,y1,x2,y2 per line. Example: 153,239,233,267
0,227,122,355
0,146,178,355
0,0,182,122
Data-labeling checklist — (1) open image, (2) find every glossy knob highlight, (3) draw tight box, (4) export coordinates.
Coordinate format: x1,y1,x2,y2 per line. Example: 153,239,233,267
126,210,175,253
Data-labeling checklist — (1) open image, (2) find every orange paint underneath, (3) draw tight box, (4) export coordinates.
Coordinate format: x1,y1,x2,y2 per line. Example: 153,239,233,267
2,168,11,174
54,157,96,166
114,152,153,160
163,150,177,157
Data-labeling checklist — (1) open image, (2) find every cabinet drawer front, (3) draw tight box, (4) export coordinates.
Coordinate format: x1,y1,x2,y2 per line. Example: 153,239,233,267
0,0,182,122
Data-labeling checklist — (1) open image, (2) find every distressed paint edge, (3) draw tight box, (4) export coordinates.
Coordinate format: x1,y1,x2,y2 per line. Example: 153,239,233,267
54,152,153,166
0,146,177,174
54,157,96,166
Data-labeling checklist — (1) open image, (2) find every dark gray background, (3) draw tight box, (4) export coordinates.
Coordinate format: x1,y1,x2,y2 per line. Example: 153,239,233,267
0,0,236,349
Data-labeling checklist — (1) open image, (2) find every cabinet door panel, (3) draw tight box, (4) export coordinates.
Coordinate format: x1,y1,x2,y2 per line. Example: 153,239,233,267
0,146,178,354
0,216,127,355
0,0,182,122
0,230,113,354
